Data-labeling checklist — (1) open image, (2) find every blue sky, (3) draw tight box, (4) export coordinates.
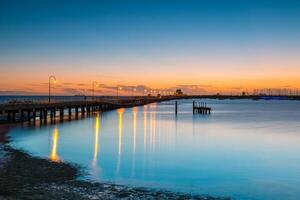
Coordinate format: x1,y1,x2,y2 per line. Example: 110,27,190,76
1,0,300,94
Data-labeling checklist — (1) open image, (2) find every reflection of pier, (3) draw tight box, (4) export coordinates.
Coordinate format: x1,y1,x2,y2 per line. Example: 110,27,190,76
0,96,178,123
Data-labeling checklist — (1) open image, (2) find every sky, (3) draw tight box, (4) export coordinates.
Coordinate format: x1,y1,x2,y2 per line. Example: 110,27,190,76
0,0,300,95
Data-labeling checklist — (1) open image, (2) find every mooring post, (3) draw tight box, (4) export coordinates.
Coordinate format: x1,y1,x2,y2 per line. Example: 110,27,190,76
175,101,178,115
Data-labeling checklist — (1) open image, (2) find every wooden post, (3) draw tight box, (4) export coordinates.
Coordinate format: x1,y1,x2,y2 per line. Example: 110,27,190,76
81,106,85,116
33,110,36,121
75,107,79,118
193,101,195,114
21,110,24,121
27,111,31,121
12,112,16,121
175,101,178,115
44,109,47,121
60,108,64,120
7,112,11,121
68,108,72,119
53,108,56,118
39,110,43,120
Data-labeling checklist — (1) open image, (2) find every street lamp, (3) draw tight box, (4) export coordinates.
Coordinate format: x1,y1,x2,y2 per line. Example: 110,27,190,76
132,87,136,96
117,86,122,98
143,89,147,96
92,81,99,100
48,75,57,103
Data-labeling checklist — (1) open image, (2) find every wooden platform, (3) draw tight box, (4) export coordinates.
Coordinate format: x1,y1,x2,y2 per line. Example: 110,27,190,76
0,96,178,123
193,101,211,115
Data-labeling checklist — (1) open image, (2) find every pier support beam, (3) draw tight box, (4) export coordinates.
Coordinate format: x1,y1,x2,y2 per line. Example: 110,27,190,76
75,107,79,118
27,111,31,121
193,101,195,114
68,108,72,119
44,109,48,120
33,109,36,121
21,110,25,121
59,108,64,121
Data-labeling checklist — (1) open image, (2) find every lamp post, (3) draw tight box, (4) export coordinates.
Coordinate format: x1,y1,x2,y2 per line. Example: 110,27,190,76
92,81,99,100
132,87,136,96
143,89,147,96
48,75,57,103
117,86,122,98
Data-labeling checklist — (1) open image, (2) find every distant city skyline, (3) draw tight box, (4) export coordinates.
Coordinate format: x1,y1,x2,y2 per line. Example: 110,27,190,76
1,0,300,95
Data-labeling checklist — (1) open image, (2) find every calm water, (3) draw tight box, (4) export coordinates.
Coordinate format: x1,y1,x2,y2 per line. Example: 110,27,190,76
9,99,300,200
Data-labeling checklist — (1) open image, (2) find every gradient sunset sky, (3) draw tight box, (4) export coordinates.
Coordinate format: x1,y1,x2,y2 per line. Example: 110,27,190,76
1,0,300,95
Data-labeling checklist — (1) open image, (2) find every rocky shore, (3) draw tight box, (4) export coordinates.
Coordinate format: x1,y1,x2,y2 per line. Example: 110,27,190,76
0,125,229,200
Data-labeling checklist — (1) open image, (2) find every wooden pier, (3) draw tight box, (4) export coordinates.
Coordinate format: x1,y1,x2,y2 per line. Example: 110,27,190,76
193,101,211,115
0,96,178,123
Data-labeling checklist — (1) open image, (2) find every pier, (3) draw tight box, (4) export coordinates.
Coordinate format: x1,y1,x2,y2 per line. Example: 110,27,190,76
0,96,179,123
193,101,211,115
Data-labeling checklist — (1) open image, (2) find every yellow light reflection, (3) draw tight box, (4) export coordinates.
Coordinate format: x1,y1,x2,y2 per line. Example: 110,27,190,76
50,127,59,162
143,105,147,151
153,108,156,151
150,110,153,151
116,108,124,173
117,108,125,155
93,114,100,165
133,107,137,153
149,103,157,152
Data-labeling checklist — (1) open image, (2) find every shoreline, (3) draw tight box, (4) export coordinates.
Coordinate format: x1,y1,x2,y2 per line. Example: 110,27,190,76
0,124,229,200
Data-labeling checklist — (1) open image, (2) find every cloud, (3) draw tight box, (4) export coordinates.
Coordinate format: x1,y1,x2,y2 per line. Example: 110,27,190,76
177,84,213,89
0,90,42,95
61,88,85,95
170,85,212,95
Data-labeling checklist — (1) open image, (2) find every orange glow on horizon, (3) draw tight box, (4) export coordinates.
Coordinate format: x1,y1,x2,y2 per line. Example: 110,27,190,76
1,65,300,95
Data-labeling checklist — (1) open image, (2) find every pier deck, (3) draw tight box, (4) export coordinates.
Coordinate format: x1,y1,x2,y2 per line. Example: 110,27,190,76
0,96,178,123
193,101,211,115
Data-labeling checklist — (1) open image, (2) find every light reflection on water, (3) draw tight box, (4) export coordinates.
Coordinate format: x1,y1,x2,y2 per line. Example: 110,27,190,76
50,127,59,162
9,99,300,200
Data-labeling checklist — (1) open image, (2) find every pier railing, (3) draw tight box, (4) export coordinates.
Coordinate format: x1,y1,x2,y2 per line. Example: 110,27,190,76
0,96,179,122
